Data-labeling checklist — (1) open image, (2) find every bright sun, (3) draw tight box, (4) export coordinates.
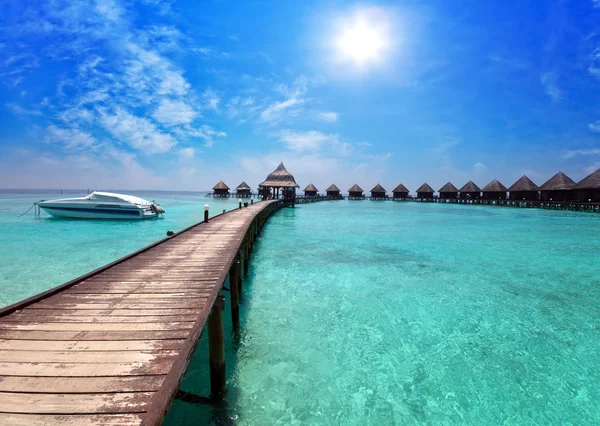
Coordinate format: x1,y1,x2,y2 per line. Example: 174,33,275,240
336,12,389,66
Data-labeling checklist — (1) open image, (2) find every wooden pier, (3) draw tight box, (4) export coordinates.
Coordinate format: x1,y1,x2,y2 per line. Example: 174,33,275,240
0,200,282,426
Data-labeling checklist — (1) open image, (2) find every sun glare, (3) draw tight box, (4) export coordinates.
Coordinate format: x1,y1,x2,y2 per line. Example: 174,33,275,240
335,10,390,66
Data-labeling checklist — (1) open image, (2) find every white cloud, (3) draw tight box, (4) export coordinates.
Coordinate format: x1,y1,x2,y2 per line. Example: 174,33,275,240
152,99,198,126
203,89,220,111
278,130,339,152
260,76,308,123
564,148,600,159
179,147,196,158
182,125,226,148
261,98,304,122
540,71,562,103
589,121,600,133
45,125,101,151
6,102,42,116
473,162,487,176
318,111,338,122
100,109,177,154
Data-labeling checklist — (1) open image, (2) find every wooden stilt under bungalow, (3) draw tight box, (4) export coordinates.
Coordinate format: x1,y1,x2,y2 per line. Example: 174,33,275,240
212,181,230,197
482,179,508,200
438,182,458,199
508,175,539,201
573,169,600,202
540,172,576,201
392,184,409,199
236,182,252,197
416,183,434,199
459,181,481,199
326,184,341,198
258,162,299,206
370,184,388,200
348,184,364,199
304,183,319,197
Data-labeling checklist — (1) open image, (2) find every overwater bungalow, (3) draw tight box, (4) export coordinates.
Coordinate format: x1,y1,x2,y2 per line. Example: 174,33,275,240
438,182,459,199
573,169,600,202
392,184,409,199
508,175,539,201
539,171,576,201
459,181,481,199
371,184,388,199
416,183,434,199
304,183,319,197
212,180,230,197
348,184,364,199
482,179,507,200
236,181,252,197
326,184,341,197
259,162,299,202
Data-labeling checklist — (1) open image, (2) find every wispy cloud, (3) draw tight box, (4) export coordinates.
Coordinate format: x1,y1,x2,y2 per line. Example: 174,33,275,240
260,76,308,123
473,162,487,176
589,121,600,132
564,148,600,159
540,71,562,103
318,111,338,122
278,130,339,152
45,125,101,151
6,102,42,116
152,99,198,126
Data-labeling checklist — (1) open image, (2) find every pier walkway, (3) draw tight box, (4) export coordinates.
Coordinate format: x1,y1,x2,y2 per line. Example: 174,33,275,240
0,200,282,426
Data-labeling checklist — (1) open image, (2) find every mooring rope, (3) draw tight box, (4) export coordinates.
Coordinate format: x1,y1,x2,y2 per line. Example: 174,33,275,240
18,203,37,217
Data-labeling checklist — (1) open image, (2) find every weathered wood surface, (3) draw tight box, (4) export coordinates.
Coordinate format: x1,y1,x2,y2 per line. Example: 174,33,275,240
0,200,279,425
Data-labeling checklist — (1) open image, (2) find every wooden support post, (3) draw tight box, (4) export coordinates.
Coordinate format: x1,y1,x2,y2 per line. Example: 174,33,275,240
243,243,250,278
229,259,240,329
234,253,242,297
208,295,226,399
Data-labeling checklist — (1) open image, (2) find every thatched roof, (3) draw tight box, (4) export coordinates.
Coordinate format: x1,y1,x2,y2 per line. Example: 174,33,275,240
539,172,575,191
573,169,600,189
371,184,387,193
482,179,507,192
348,184,364,192
416,183,434,193
326,184,341,192
213,180,230,190
304,183,318,192
236,181,251,190
459,181,481,192
259,162,299,188
508,175,538,192
392,184,409,193
439,182,458,193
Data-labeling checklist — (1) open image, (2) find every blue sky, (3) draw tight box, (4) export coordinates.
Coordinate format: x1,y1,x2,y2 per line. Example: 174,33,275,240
1,0,600,192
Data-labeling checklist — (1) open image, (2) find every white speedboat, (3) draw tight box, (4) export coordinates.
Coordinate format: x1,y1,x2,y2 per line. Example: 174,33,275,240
37,191,165,220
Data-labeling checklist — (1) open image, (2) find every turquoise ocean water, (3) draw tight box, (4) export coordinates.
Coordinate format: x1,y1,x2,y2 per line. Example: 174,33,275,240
1,193,600,424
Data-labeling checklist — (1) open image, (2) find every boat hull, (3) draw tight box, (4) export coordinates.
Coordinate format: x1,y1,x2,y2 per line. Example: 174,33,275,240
39,205,159,220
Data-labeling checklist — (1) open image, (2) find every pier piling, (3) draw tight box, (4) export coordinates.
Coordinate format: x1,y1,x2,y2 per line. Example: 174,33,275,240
209,295,226,399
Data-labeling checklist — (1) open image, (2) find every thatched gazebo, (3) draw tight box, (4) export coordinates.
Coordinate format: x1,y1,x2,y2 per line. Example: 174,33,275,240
482,179,507,200
304,183,319,197
370,184,387,199
212,180,230,197
326,184,341,197
236,181,252,197
259,162,299,203
416,183,434,199
348,184,364,199
573,169,600,202
392,184,409,199
438,182,458,199
508,175,539,201
539,172,576,201
459,181,481,199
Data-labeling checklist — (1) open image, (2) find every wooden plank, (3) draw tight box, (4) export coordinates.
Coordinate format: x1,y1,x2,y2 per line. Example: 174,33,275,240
0,350,179,363
0,360,173,376
0,376,164,393
20,308,201,316
31,301,206,310
0,392,153,414
2,315,198,323
0,340,185,351
0,414,143,426
0,330,190,340
54,293,209,300
0,322,194,331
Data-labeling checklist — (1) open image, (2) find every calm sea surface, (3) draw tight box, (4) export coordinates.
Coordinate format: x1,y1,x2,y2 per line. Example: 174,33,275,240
1,193,600,424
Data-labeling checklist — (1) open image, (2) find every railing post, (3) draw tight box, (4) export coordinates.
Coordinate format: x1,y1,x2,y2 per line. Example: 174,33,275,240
208,295,226,399
204,205,209,223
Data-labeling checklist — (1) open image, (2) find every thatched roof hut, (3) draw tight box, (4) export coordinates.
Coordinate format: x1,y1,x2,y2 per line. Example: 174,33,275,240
508,175,539,201
482,179,507,200
573,169,600,202
438,182,458,199
539,172,575,201
259,162,299,201
392,184,409,199
371,184,387,199
416,183,434,199
304,183,319,197
348,184,364,199
326,184,341,197
236,181,252,196
459,181,481,199
212,180,230,196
